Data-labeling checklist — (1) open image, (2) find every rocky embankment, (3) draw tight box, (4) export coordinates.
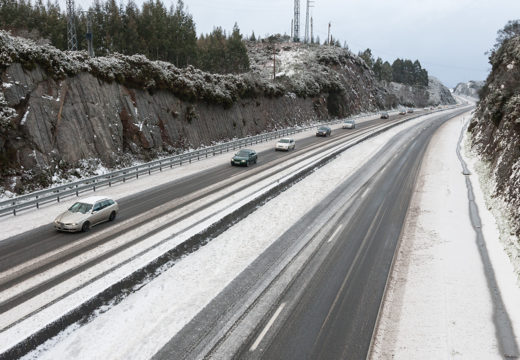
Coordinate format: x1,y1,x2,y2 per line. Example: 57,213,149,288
468,36,520,243
383,76,456,107
0,31,454,195
454,80,485,99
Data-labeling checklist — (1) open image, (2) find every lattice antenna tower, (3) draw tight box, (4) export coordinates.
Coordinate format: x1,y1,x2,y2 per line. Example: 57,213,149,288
293,0,300,42
304,0,314,43
66,0,78,51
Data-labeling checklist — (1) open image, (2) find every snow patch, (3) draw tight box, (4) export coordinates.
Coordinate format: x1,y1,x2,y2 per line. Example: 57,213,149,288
20,106,30,125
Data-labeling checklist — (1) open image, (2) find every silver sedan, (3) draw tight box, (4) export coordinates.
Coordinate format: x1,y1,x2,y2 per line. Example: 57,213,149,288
54,196,119,232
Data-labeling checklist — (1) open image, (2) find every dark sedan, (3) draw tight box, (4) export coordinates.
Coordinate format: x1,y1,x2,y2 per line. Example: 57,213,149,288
231,149,257,167
316,126,332,137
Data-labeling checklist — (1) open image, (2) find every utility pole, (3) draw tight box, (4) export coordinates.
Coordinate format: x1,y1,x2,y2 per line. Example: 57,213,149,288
293,0,300,42
304,0,314,43
273,45,276,80
310,16,314,43
66,0,77,51
328,21,331,45
86,12,95,57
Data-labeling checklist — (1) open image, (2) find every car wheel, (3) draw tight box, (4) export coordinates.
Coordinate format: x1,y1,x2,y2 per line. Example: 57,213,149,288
246,161,249,167
254,158,257,164
109,211,116,221
81,221,90,232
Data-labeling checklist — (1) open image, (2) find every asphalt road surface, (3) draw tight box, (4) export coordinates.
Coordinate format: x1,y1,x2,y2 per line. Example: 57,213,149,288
0,111,424,316
152,108,470,360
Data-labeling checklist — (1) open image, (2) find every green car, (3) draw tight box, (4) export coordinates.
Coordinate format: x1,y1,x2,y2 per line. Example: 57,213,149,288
231,149,258,167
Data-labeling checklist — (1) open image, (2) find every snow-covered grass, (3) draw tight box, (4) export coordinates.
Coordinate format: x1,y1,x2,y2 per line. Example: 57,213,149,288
370,113,520,358
11,112,444,359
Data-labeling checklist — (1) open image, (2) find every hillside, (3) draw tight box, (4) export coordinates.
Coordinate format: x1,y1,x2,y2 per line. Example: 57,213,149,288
468,36,520,244
453,80,485,99
1,31,454,196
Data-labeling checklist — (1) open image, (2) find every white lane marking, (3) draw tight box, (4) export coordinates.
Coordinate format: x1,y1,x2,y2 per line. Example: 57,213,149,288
250,302,286,352
328,225,343,243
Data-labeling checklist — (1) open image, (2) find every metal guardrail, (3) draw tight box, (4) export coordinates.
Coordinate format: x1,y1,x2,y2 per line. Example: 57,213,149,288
0,111,388,216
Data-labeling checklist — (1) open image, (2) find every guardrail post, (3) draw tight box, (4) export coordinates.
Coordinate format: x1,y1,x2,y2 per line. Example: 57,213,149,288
13,207,16,216
160,161,162,172
136,168,139,179
148,165,151,175
36,196,39,209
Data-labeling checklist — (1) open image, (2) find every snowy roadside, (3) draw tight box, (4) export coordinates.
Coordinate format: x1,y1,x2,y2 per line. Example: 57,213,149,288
16,110,450,360
464,141,520,285
370,113,520,358
0,112,386,242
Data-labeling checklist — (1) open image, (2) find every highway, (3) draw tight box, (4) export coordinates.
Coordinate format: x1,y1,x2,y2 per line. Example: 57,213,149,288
0,106,471,358
0,111,416,314
151,107,471,360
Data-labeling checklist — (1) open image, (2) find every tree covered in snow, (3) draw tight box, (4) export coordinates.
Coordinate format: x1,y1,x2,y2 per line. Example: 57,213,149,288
491,19,520,54
0,0,251,74
196,23,250,74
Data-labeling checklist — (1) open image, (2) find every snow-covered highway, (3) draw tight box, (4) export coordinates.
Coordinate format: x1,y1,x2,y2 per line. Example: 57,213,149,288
3,105,518,360
0,108,437,357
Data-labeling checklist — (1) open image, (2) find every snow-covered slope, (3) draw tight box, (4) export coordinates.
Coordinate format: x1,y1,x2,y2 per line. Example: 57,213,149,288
453,80,484,99
468,35,520,274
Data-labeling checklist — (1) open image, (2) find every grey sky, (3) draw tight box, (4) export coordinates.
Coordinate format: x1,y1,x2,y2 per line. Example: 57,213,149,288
74,0,520,88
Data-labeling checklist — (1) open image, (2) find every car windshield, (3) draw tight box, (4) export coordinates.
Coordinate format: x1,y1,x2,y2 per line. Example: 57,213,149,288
279,139,290,143
236,150,250,156
68,202,92,214
318,127,328,131
345,120,354,124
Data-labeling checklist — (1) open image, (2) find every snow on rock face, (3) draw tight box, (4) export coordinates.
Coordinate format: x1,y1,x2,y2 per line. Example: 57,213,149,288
0,31,452,196
468,36,520,241
453,80,485,99
381,76,456,108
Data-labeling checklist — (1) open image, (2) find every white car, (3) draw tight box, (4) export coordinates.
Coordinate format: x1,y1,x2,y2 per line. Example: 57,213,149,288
275,137,296,151
342,119,356,129
54,196,119,232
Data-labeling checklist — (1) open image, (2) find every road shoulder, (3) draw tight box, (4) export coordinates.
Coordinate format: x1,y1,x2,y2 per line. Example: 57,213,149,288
370,112,520,359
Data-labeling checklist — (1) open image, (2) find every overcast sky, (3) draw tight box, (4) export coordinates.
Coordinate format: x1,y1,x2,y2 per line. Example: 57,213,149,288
74,0,520,88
